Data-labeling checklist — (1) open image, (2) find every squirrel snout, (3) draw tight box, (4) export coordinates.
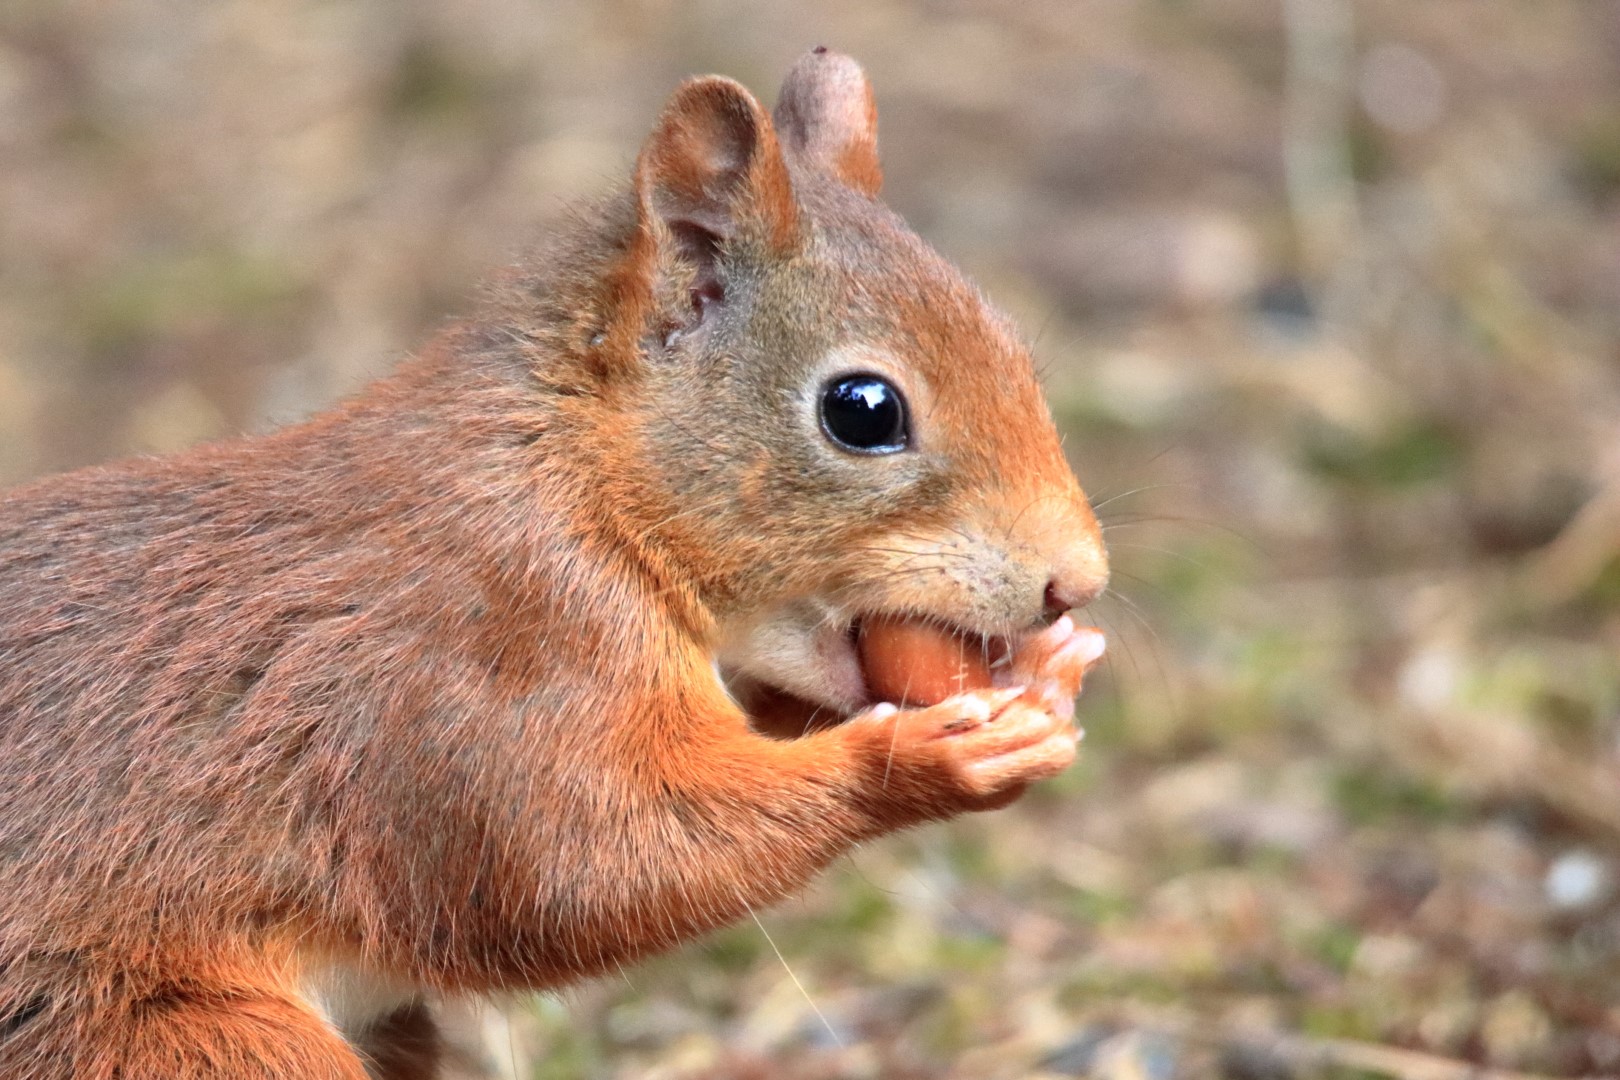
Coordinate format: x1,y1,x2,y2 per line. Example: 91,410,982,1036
958,491,1110,630
1031,503,1109,621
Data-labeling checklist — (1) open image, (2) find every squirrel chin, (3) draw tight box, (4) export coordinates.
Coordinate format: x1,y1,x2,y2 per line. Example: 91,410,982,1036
716,600,872,727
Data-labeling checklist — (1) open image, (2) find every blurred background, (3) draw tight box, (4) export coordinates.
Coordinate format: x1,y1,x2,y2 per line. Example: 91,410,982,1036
3,0,1619,1077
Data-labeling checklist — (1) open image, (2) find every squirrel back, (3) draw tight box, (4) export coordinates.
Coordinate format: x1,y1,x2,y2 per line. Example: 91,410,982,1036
0,50,1107,1079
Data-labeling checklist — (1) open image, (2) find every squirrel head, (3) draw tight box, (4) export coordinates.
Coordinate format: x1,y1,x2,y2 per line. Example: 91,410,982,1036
585,49,1107,717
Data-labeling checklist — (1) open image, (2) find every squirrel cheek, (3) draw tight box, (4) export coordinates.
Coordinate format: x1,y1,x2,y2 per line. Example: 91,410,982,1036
856,615,1003,707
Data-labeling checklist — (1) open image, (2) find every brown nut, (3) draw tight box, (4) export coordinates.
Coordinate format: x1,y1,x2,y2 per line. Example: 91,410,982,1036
857,614,1001,707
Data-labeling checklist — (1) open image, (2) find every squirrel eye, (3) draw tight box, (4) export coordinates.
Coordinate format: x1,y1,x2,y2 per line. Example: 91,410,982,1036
820,375,909,454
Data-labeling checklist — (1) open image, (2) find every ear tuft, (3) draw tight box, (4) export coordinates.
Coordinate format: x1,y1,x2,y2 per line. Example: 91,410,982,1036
773,49,881,197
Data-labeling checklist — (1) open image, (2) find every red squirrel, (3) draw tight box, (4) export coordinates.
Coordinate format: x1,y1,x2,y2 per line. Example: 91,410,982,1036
0,49,1108,1079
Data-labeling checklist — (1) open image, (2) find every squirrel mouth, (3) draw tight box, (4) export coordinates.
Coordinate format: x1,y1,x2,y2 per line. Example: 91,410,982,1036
720,618,868,740
722,613,1010,740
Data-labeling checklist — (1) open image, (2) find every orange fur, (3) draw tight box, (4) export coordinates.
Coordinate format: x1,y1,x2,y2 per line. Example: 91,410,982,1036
0,50,1107,1077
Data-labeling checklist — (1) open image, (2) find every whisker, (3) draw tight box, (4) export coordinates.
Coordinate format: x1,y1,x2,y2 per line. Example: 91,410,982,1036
1089,482,1181,514
1104,541,1215,571
824,564,960,599
1004,490,1073,545
1103,588,1164,650
746,905,842,1048
1097,511,1260,548
884,704,903,787
1107,567,1176,600
850,546,974,562
1086,606,1136,690
1095,590,1178,717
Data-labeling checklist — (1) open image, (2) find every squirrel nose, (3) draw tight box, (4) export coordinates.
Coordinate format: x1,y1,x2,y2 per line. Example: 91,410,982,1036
1043,577,1101,621
1042,557,1108,620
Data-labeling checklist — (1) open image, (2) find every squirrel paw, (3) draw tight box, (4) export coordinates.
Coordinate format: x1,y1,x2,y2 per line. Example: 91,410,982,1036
1002,614,1107,725
848,687,1073,811
848,641,1101,809
849,617,1105,814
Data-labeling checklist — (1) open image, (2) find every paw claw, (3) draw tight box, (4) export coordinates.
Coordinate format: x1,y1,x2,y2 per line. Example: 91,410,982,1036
1057,627,1106,667
958,697,992,726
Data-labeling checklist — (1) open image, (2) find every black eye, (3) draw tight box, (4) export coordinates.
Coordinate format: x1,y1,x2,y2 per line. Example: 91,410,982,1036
820,375,910,454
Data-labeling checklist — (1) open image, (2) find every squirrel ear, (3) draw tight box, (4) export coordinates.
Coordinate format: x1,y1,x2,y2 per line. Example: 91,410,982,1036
634,76,798,273
773,48,881,197
593,77,794,374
